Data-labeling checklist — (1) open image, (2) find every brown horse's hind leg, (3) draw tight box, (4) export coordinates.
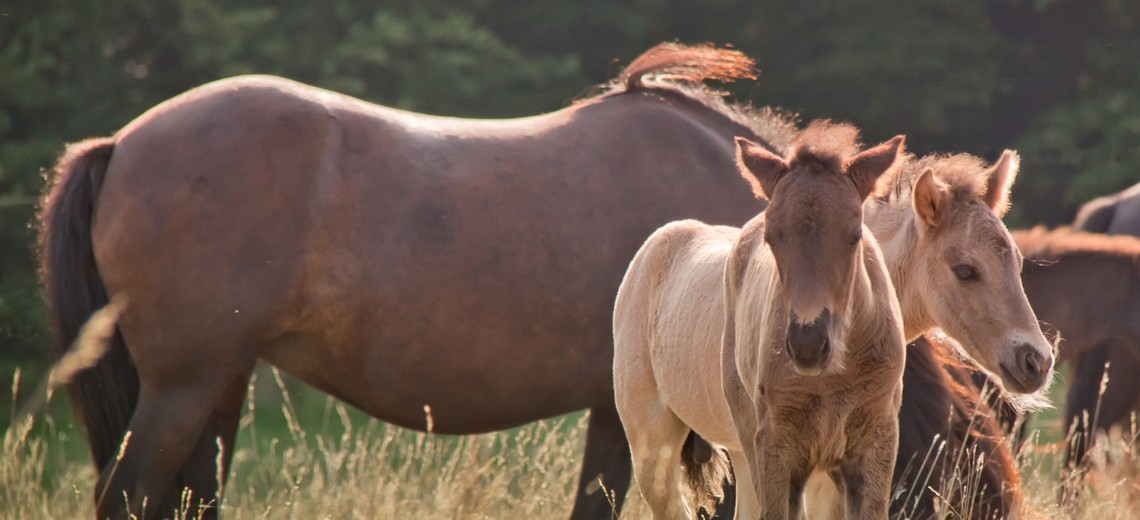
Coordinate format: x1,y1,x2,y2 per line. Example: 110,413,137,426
569,407,632,520
1064,343,1112,469
95,378,239,520
1064,343,1140,469
173,367,255,519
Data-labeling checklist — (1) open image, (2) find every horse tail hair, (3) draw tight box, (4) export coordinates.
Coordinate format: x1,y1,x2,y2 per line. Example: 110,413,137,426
38,137,139,472
894,336,1020,519
680,430,732,517
619,42,759,92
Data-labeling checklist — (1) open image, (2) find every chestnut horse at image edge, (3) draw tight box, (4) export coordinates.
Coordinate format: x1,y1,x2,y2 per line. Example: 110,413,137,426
39,42,1035,519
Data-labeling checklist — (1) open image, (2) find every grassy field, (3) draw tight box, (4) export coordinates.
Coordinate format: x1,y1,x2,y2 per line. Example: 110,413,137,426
2,364,1138,519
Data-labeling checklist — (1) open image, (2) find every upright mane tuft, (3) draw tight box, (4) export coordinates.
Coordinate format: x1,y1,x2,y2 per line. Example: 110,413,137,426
597,42,798,154
879,153,990,203
619,42,758,90
789,120,861,173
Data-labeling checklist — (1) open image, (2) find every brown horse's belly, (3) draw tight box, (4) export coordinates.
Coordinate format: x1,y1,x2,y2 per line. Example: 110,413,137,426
258,316,612,433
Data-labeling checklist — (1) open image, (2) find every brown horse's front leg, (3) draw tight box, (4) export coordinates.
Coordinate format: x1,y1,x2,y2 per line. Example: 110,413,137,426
839,417,898,520
568,407,632,520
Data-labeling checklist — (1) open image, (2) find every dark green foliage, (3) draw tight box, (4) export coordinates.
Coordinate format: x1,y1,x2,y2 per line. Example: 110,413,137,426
1,0,1136,372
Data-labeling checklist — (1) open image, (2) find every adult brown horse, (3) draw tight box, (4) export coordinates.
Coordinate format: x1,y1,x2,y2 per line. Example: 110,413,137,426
1013,227,1140,468
39,43,785,519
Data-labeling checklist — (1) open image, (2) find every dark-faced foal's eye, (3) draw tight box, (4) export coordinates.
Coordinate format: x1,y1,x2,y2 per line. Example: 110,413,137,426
953,264,978,281
849,231,862,246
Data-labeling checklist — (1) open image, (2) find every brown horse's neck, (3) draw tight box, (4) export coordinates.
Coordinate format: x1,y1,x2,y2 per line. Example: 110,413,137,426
864,201,934,341
619,86,773,149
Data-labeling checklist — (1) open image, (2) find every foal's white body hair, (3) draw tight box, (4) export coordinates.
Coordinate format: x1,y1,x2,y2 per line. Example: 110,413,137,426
613,220,754,519
613,216,903,519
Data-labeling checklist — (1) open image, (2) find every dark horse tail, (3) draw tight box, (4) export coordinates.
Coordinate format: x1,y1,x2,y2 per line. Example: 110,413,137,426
38,137,139,472
679,429,732,518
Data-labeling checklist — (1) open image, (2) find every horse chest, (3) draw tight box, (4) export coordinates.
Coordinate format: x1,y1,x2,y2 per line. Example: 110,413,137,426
763,383,884,464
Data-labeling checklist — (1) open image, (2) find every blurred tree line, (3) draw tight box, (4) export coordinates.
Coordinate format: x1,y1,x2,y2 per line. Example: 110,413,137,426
1,0,1137,366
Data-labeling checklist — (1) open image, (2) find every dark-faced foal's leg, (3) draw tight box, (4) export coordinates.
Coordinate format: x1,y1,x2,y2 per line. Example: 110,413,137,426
568,407,633,520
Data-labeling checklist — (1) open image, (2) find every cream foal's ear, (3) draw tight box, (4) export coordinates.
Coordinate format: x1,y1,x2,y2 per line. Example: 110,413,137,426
735,136,788,201
913,168,950,229
983,150,1020,217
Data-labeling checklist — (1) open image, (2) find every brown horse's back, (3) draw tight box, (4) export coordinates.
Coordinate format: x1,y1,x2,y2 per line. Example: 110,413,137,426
92,74,765,433
1013,228,1140,360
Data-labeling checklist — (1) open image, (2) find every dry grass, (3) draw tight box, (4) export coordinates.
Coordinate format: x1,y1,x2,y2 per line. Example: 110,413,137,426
2,366,1138,519
0,366,654,519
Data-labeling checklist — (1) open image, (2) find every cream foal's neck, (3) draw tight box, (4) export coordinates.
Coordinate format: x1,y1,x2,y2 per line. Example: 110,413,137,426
865,201,935,342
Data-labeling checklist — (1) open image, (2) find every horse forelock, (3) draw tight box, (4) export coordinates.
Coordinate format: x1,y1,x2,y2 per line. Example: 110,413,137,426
788,120,861,174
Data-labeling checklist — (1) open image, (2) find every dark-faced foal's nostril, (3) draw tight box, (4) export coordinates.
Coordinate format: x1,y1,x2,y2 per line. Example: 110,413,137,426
785,309,832,373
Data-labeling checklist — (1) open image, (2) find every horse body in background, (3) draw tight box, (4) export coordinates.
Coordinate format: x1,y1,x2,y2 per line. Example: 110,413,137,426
1012,227,1140,467
39,44,784,520
1064,183,1140,468
614,123,907,519
1074,181,1140,236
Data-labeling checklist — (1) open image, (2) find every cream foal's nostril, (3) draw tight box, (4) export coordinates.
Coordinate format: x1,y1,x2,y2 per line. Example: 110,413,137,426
1015,344,1050,387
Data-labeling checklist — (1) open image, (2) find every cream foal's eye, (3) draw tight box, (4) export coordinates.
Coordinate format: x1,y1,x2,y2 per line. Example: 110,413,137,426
953,264,978,281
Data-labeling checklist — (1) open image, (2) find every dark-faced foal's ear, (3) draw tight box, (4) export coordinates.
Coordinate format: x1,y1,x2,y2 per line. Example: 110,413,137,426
735,137,788,200
846,135,905,201
982,149,1020,217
